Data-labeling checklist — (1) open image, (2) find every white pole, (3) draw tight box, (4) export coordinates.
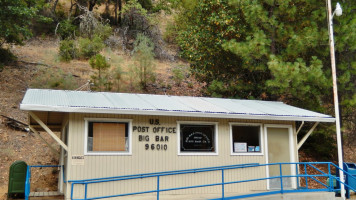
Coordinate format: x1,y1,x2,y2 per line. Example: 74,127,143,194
327,0,345,198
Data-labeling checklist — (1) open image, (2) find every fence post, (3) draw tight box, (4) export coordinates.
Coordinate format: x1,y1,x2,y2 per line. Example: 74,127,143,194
157,176,160,200
304,164,308,189
279,164,284,194
222,169,225,199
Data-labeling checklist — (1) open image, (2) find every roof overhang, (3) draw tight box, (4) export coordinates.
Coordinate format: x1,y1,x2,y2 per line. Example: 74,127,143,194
20,104,336,123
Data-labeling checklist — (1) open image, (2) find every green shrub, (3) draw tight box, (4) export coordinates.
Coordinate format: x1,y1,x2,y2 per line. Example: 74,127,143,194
0,48,16,65
79,36,105,59
89,54,111,91
94,24,112,41
163,21,178,44
59,39,78,62
112,65,123,91
172,65,185,86
30,67,79,90
57,19,77,40
132,33,155,90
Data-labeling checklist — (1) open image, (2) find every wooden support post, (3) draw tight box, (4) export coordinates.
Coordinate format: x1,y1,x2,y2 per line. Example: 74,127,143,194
297,122,319,150
29,112,68,151
29,126,60,156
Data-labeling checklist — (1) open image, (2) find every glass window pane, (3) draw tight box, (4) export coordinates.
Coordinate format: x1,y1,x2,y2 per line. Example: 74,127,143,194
232,125,260,153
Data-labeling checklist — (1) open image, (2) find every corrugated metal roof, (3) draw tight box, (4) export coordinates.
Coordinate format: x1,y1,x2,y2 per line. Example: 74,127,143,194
20,89,335,122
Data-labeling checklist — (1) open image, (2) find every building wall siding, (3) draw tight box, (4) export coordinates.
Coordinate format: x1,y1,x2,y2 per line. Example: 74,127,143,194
66,113,295,199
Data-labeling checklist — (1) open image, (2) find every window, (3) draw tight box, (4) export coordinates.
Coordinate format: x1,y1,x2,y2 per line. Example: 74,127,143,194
230,123,263,155
178,122,218,155
85,118,132,155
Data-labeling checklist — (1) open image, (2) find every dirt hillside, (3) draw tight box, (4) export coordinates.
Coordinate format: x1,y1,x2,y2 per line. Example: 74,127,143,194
0,37,204,199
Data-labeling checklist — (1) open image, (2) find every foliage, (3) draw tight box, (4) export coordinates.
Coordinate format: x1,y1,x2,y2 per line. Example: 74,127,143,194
163,21,178,44
0,48,17,65
177,0,356,159
89,54,111,91
137,0,153,11
56,19,77,40
78,4,112,39
30,67,79,90
0,0,37,47
79,36,105,59
300,126,337,161
112,65,124,92
172,65,186,86
59,39,79,62
119,0,171,59
132,33,155,90
177,0,260,99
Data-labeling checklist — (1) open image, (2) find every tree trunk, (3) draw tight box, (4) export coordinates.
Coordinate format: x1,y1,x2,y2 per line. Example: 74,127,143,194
52,0,59,15
105,0,110,14
118,0,122,25
68,0,75,19
114,0,118,25
89,0,97,11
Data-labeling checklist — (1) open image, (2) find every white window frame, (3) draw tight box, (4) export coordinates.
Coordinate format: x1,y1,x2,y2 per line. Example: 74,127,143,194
177,121,219,156
84,118,132,156
229,122,264,156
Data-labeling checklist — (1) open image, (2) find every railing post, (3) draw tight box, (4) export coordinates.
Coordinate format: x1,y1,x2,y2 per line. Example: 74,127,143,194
71,183,74,200
295,164,299,189
328,163,333,192
84,184,88,200
279,163,284,194
222,169,225,199
304,164,308,189
157,176,160,200
25,166,31,200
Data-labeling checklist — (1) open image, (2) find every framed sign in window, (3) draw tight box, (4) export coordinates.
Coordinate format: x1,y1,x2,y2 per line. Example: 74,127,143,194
178,122,218,155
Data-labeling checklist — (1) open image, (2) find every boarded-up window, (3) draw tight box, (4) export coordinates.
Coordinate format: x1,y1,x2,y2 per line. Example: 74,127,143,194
88,122,128,152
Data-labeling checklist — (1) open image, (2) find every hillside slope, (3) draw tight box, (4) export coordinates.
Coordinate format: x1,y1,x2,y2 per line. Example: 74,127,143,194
0,37,204,199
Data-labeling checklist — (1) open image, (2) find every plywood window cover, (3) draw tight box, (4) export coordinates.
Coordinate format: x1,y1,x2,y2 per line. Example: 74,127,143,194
229,122,264,156
177,121,219,156
84,118,132,156
93,122,126,151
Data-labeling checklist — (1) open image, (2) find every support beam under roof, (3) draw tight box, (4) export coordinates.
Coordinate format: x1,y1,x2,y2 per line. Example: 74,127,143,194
29,111,68,151
297,122,319,150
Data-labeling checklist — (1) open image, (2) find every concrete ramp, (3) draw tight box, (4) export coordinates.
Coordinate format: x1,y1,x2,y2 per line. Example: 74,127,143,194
238,192,336,200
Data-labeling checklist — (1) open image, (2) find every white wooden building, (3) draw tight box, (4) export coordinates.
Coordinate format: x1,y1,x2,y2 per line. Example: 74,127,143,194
20,89,335,199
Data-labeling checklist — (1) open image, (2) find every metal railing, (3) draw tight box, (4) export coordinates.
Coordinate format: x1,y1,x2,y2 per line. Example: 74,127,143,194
24,165,63,200
67,162,356,200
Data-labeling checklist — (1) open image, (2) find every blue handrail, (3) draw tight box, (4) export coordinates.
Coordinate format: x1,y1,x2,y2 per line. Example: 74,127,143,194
24,165,62,200
65,162,356,200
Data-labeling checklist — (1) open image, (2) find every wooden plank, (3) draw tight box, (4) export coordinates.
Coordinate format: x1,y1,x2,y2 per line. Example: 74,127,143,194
29,112,68,151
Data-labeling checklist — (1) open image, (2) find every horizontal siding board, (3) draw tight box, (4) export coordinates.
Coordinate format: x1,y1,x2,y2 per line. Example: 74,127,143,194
67,113,293,199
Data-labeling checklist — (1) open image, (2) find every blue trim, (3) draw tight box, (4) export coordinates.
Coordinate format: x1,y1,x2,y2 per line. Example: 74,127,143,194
68,162,356,200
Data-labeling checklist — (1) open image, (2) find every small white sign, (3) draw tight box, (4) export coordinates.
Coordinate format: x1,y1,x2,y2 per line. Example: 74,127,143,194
72,155,85,165
234,142,247,152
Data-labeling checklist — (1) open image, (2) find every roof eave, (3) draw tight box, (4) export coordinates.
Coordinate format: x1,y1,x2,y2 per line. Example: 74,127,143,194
20,104,336,123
